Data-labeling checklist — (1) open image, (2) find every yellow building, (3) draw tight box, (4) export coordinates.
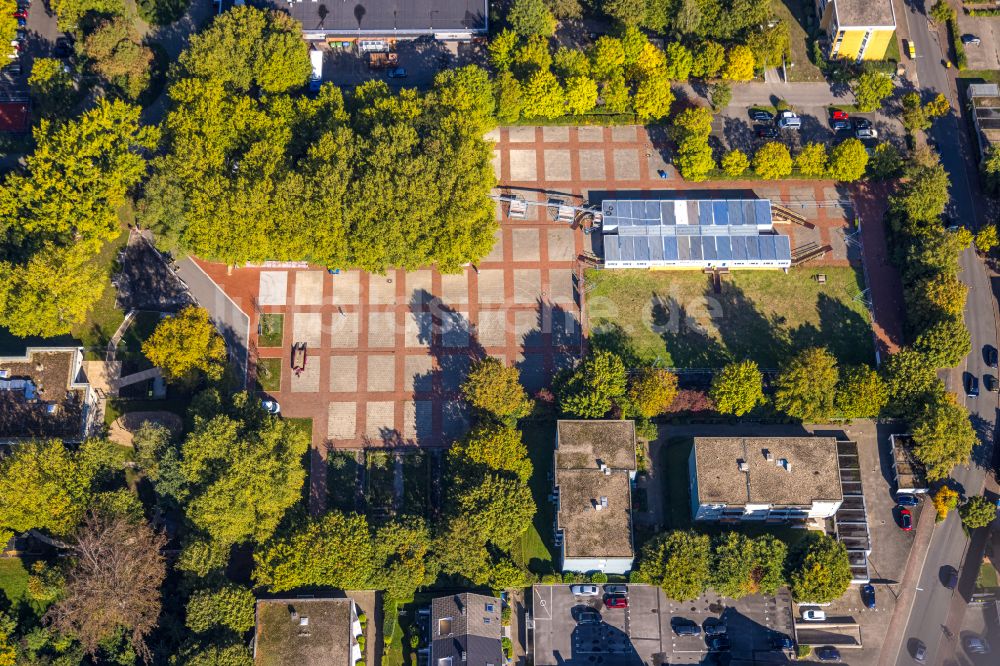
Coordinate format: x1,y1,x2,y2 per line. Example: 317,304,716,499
817,0,896,61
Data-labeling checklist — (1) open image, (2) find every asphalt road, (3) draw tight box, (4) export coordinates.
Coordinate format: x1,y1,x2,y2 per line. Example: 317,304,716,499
893,3,1000,664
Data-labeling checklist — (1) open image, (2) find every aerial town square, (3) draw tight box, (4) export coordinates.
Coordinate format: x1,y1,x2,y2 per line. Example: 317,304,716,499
2,0,1000,665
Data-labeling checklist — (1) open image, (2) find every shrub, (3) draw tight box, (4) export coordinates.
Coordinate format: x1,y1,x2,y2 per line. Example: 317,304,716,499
409,635,419,649
590,572,609,584
136,0,191,25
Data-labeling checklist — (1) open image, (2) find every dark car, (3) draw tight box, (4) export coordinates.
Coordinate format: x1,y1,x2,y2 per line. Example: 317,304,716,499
899,507,913,531
896,494,919,506
771,634,794,651
963,35,982,46
913,639,927,662
853,117,872,130
573,607,601,624
53,36,74,59
816,646,842,662
862,583,876,609
604,594,628,609
756,125,779,139
964,635,991,654
966,373,980,398
944,566,959,589
984,345,998,368
707,636,731,652
832,120,851,131
703,619,727,636
604,584,627,595
387,67,407,78
750,109,774,122
986,374,999,392
672,619,701,636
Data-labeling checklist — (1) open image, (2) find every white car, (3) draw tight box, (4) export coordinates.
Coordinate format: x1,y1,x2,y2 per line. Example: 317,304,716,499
261,399,281,415
570,584,600,596
776,110,801,129
802,609,826,622
856,128,878,140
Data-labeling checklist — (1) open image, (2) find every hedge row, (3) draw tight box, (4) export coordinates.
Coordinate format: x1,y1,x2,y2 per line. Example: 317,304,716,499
967,8,1000,15
948,18,969,70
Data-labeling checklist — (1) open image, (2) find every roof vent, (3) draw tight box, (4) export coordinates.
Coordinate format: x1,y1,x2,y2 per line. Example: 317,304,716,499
598,461,608,472
779,459,791,472
599,496,608,510
764,449,774,462
737,459,749,472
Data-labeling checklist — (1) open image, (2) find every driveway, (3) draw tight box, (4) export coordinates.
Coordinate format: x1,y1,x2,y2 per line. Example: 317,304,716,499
957,14,1000,71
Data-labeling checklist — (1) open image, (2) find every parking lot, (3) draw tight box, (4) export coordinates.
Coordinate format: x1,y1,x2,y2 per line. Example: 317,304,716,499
958,14,1000,71
531,584,794,665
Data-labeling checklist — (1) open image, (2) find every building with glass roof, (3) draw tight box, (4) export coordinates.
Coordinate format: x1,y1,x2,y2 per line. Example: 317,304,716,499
599,198,792,269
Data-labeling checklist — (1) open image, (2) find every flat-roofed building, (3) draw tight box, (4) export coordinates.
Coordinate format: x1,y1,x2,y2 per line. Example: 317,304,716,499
275,0,488,41
889,434,929,494
429,593,503,666
554,420,637,574
598,198,791,270
816,0,896,61
0,347,93,443
689,437,844,522
969,84,1000,159
254,597,363,666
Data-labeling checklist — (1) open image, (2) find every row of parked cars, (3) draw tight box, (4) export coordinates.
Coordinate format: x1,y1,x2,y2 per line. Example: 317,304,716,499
6,2,29,75
749,108,878,140
965,345,999,398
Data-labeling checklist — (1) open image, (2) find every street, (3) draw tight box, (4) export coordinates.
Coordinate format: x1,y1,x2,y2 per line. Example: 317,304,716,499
890,1,1000,664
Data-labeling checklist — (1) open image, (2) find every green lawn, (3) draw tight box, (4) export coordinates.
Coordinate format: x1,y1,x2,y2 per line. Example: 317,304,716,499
328,451,361,512
103,397,190,427
773,0,826,82
258,313,285,348
401,452,430,519
0,557,29,608
255,357,283,392
365,453,396,521
977,561,999,590
286,417,313,441
586,266,873,370
517,421,555,574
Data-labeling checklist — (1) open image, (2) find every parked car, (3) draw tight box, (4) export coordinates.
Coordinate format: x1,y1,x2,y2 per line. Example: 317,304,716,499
831,110,849,121
907,39,916,59
573,607,601,624
707,636,731,652
387,66,407,78
816,646,842,662
962,35,982,46
703,619,727,636
853,117,873,130
261,399,280,415
777,110,801,129
802,609,826,622
896,494,919,507
856,128,879,139
964,635,991,654
13,8,27,18
899,507,913,531
913,639,927,662
756,125,779,139
966,372,980,397
672,619,701,636
604,594,627,609
603,585,627,595
54,36,74,58
749,108,774,122
984,344,997,368
15,16,24,26
943,566,959,589
862,584,876,609
771,634,794,651
570,585,599,596
832,120,851,131
986,374,998,392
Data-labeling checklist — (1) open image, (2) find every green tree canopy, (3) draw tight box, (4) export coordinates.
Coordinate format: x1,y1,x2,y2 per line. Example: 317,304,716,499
881,348,941,416
186,585,256,634
635,531,711,601
180,393,309,546
710,360,765,416
692,41,726,78
557,349,628,418
449,423,533,482
835,365,889,418
508,0,557,37
565,76,599,115
82,17,154,100
455,473,536,552
723,45,755,81
852,71,894,112
373,519,432,601
710,533,786,598
461,357,533,422
633,71,674,121
794,142,828,178
721,149,749,177
913,316,971,368
28,57,77,120
828,138,869,182
773,347,838,422
911,391,977,480
788,532,851,603
753,142,793,180
627,367,678,418
959,495,996,530
891,149,951,230
143,306,227,383
975,224,999,253
664,43,693,81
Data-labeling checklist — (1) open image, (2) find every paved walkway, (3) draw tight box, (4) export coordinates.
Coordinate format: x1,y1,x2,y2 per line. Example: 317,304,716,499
677,81,854,109
177,258,250,379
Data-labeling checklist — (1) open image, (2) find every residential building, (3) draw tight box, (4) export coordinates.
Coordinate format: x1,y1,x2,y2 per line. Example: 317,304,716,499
254,597,363,666
816,0,897,61
553,420,637,574
598,198,792,270
968,83,1000,159
689,437,844,522
889,434,929,494
0,347,94,443
429,593,503,666
275,0,488,42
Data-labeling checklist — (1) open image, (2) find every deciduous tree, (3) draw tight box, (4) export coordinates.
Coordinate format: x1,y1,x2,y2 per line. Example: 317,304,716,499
710,360,764,416
521,69,565,119
835,365,889,418
28,57,77,120
488,29,519,71
721,149,749,177
711,533,787,598
975,224,999,253
828,138,869,181
794,142,828,177
449,423,533,482
633,71,673,121
722,45,755,81
461,357,533,422
913,316,970,368
508,0,557,37
186,585,256,634
557,349,628,418
601,75,630,113
773,347,838,422
788,532,851,603
495,71,524,123
635,531,711,601
852,70,894,112
553,46,591,78
142,306,227,383
456,473,535,551
692,41,726,78
753,142,793,180
709,81,731,111
590,36,626,81
867,142,903,180
932,486,959,521
627,367,678,418
664,42,693,80
911,391,977,480
565,76,599,115
881,348,941,416
82,17,154,100
959,495,996,529
45,513,167,660
902,92,930,134
603,0,646,25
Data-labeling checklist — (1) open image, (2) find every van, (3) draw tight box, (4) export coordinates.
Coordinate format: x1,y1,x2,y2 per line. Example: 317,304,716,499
777,110,801,129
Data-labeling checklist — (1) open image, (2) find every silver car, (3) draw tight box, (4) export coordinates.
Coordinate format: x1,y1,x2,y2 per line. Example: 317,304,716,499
570,584,600,596
604,584,627,595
